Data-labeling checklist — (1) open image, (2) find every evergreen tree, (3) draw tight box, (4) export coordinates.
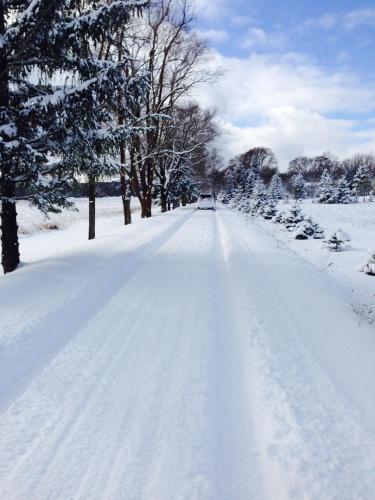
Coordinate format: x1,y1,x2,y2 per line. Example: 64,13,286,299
317,170,336,203
289,173,307,202
0,0,148,271
58,1,149,240
294,217,324,240
361,250,375,276
335,176,352,204
262,198,277,220
284,206,305,230
0,1,72,273
324,228,351,251
269,173,284,201
353,164,372,201
249,178,267,215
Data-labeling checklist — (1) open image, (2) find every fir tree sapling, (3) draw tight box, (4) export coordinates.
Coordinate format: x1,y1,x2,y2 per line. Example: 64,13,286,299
284,205,305,230
293,217,325,240
273,211,287,224
249,178,267,215
289,173,307,202
317,170,336,204
269,173,284,201
360,251,375,276
262,200,277,220
353,164,372,201
324,228,351,252
335,176,353,204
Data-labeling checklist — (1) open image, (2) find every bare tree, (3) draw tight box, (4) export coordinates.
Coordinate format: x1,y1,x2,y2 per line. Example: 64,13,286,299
124,0,214,217
154,103,218,211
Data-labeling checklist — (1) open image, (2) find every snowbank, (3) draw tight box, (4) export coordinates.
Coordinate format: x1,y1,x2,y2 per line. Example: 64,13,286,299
261,200,375,325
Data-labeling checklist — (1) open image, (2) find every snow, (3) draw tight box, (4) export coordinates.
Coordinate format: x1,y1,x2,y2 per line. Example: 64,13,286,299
1,205,375,498
9,197,141,266
263,200,375,325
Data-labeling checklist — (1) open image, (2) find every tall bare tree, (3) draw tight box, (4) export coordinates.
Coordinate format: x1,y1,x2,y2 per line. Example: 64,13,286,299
124,0,213,217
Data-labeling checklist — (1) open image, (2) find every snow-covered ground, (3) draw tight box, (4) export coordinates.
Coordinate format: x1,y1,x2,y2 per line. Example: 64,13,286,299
1,204,375,499
259,200,375,325
4,197,142,268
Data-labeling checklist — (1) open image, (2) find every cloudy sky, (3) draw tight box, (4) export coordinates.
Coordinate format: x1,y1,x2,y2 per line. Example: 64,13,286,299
192,0,375,170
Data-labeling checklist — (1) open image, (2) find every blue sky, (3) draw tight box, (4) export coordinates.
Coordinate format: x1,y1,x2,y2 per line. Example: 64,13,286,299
193,0,375,169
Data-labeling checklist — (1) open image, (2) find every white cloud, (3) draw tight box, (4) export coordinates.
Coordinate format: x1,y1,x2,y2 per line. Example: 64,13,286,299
241,27,288,50
193,0,227,20
303,8,375,32
344,8,375,29
194,51,375,169
194,28,229,43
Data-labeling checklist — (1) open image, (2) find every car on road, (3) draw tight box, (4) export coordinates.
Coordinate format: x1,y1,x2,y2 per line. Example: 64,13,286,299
197,193,216,211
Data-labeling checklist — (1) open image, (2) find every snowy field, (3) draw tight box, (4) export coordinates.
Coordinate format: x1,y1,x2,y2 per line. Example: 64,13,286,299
2,197,142,270
1,203,375,499
257,200,375,326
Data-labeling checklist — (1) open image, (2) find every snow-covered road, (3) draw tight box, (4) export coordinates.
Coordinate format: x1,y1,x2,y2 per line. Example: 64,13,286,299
1,207,375,499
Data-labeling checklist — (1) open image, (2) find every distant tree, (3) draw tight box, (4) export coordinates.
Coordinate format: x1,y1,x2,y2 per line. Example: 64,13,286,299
289,173,307,202
288,157,311,176
249,178,267,214
311,152,340,179
324,229,351,252
353,164,372,201
360,250,375,276
269,173,284,201
335,176,352,204
316,170,336,204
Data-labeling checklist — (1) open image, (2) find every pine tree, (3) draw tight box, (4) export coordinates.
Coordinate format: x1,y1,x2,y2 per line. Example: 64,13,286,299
353,164,372,201
249,178,267,215
269,173,284,201
262,198,277,220
335,175,352,204
0,1,73,273
0,0,149,270
324,228,351,251
289,173,307,202
284,206,305,230
317,170,336,203
361,250,375,276
294,217,324,240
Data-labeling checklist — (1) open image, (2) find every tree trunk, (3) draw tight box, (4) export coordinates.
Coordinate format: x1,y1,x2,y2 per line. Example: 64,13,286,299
140,199,147,218
1,181,20,274
124,198,131,225
0,4,20,274
88,176,96,240
160,186,167,213
181,192,187,206
120,143,131,225
145,193,152,218
167,200,171,211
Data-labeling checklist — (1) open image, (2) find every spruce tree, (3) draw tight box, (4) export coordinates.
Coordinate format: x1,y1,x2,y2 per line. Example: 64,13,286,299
353,164,372,201
317,170,336,204
0,1,73,273
361,251,375,276
269,173,284,201
335,175,352,204
289,173,307,202
249,178,267,215
0,0,149,269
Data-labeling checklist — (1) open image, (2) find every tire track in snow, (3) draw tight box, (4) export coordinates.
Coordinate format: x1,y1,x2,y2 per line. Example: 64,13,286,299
0,210,217,499
0,208,195,414
217,208,375,499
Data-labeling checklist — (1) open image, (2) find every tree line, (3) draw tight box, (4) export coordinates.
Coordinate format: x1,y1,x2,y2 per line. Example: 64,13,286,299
219,147,375,209
0,0,219,274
